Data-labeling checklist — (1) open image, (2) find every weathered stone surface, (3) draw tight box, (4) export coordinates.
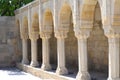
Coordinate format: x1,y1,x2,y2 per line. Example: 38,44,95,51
0,17,21,67
15,0,120,79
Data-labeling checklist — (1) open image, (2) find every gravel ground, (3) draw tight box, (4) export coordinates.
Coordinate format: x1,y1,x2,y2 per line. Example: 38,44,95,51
0,67,42,80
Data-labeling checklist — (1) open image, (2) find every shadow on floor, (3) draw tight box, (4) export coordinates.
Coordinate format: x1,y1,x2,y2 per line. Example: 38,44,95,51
0,67,26,76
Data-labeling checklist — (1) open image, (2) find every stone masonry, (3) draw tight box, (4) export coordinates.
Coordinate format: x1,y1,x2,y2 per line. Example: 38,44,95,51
0,16,21,67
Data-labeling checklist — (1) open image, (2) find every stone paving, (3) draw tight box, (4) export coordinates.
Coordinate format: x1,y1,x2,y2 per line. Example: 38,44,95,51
0,67,107,80
0,67,42,80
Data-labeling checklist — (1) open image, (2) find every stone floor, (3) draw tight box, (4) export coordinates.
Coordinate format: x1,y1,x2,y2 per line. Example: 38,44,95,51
0,67,107,80
0,67,42,80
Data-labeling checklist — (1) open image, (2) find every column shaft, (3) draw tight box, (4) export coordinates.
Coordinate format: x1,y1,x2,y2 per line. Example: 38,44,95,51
22,39,29,64
108,37,120,80
30,39,39,67
56,38,68,75
76,38,90,80
41,38,51,70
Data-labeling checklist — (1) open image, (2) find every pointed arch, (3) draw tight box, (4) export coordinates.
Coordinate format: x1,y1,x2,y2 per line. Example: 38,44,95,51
113,0,120,26
43,9,53,32
114,0,120,15
32,13,39,33
59,3,72,30
80,0,102,23
23,16,28,34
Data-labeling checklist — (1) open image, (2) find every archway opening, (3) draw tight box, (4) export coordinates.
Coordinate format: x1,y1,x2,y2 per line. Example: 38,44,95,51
43,10,57,70
23,17,31,63
32,13,42,65
87,3,108,79
59,4,78,75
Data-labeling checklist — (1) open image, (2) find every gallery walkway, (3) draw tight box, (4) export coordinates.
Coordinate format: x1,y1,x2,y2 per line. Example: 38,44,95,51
0,67,42,80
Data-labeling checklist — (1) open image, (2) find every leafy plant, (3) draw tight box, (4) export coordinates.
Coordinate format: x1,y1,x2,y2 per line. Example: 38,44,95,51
0,0,33,16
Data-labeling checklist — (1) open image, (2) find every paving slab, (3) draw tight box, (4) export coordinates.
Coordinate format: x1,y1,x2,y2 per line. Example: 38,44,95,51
0,67,42,80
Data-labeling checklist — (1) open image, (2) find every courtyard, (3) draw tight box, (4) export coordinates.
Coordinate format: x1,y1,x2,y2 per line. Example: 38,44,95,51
0,66,107,80
0,0,120,80
0,67,42,80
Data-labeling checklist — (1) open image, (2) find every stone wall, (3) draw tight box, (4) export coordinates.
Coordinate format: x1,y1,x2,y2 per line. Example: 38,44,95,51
65,23,78,72
0,16,21,67
87,23,108,72
88,4,108,72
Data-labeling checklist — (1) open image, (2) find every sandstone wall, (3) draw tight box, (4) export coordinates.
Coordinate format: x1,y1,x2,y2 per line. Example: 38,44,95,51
87,24,108,72
88,4,108,72
0,16,21,67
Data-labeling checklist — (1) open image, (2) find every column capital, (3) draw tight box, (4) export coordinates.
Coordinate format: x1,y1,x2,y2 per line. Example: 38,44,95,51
105,31,120,39
40,32,51,39
74,28,92,39
29,33,39,41
20,33,28,40
55,30,68,39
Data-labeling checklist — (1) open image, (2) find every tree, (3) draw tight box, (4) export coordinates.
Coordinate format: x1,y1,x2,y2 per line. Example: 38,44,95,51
0,0,33,16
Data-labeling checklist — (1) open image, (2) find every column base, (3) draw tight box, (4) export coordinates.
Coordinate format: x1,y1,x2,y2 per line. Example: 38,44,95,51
22,59,29,65
56,67,68,75
30,61,39,67
76,71,91,80
107,78,120,80
41,64,52,71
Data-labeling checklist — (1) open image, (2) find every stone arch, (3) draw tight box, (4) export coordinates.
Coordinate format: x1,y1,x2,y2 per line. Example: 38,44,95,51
87,2,108,79
23,16,28,35
43,9,53,32
32,13,39,34
59,3,72,31
114,0,120,15
80,0,102,23
113,0,120,26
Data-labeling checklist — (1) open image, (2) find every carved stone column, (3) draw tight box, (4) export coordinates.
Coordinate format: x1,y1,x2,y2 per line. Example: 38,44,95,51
21,30,29,65
106,33,120,80
75,28,91,80
55,31,68,75
22,39,29,64
40,32,51,70
30,35,39,67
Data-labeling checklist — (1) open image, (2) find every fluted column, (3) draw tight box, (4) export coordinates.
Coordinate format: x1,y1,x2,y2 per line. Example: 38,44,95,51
30,36,39,67
22,39,29,64
75,29,91,80
41,33,51,70
107,33,120,80
55,31,68,75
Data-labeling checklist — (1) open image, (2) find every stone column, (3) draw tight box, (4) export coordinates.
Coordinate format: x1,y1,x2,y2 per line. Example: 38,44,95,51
107,33,120,80
55,32,68,75
75,29,91,80
21,39,29,64
20,25,29,65
30,38,39,67
41,33,51,70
